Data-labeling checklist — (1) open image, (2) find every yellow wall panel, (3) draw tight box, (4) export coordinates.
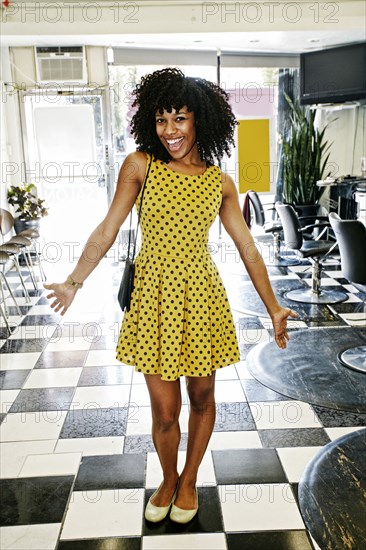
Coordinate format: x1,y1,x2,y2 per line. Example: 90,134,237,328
237,119,270,194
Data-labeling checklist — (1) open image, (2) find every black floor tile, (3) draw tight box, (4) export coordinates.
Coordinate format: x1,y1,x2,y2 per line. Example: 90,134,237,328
0,413,6,424
241,379,291,402
57,538,141,550
259,428,330,448
312,405,366,427
330,302,366,314
0,369,30,390
0,339,48,353
78,366,132,386
123,434,156,454
0,476,74,526
74,454,146,491
9,387,76,413
214,402,255,432
60,407,128,438
123,433,188,454
226,530,313,550
35,350,88,369
0,326,17,339
142,486,223,535
20,315,61,327
13,289,44,298
213,449,287,484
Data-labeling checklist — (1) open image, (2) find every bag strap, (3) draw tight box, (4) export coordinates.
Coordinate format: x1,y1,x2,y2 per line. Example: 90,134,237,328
127,153,153,260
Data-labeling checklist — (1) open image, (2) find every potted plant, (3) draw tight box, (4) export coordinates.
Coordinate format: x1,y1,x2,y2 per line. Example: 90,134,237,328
7,183,48,233
281,94,332,215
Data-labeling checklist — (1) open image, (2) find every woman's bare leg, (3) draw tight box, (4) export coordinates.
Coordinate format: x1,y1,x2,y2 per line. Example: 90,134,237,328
144,374,182,506
174,373,216,509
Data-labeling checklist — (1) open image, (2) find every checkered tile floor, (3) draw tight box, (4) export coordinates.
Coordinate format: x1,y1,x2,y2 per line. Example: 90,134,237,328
1,243,366,550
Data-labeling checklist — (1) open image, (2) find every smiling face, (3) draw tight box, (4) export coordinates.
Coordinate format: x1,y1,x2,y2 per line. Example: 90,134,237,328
155,107,198,161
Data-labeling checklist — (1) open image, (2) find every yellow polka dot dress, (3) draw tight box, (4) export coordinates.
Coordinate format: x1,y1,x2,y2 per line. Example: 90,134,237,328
116,156,240,380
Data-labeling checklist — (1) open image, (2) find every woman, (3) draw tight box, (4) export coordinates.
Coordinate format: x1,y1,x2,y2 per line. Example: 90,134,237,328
45,68,296,524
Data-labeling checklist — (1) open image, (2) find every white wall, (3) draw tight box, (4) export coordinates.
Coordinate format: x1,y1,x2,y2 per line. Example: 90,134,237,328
0,47,24,212
317,106,366,179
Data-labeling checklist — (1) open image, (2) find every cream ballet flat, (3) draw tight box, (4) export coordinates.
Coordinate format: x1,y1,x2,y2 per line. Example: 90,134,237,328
144,483,177,523
170,487,198,524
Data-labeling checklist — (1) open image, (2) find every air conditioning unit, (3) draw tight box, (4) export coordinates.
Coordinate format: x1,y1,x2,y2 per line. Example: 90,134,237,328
35,46,87,84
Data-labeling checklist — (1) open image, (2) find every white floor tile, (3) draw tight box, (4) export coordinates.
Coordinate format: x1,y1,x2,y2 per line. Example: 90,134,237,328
339,313,366,326
304,277,339,287
84,349,120,366
60,489,144,539
214,364,239,380
132,368,146,384
19,452,81,478
55,436,124,456
277,446,323,483
45,337,91,352
235,361,254,380
23,367,82,389
145,450,216,489
30,305,58,315
325,426,366,440
142,533,227,550
220,483,304,531
129,383,152,407
214,380,246,403
237,328,270,346
0,524,61,550
343,283,362,294
343,294,362,303
125,405,152,435
9,325,57,340
324,270,344,278
1,390,21,413
0,412,67,442
71,385,130,409
249,401,322,430
207,430,262,451
0,440,56,478
0,352,41,370
4,297,38,307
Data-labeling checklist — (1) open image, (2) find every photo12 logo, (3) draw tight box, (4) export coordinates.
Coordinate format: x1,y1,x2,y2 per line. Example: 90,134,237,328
201,2,340,24
1,2,140,24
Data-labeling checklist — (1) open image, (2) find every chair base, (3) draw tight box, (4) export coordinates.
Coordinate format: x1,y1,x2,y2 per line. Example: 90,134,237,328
338,346,366,373
285,288,348,304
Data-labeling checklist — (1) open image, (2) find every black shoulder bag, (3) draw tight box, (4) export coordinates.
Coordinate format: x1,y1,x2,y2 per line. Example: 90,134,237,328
118,154,152,312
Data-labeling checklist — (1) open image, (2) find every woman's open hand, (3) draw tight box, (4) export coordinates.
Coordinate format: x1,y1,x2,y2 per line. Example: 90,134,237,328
270,307,298,349
43,282,78,316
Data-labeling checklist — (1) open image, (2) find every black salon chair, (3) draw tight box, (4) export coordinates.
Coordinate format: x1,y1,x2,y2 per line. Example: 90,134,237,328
247,191,300,267
329,213,366,373
275,202,347,304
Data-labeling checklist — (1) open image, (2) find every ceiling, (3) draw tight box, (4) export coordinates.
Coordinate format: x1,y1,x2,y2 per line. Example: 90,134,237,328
3,30,366,54
1,0,364,55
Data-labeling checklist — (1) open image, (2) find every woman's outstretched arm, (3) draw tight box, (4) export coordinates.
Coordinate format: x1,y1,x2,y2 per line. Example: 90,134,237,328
219,172,297,349
44,151,147,315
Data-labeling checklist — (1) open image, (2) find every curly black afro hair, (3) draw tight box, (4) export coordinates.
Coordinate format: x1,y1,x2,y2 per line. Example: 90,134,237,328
130,67,237,164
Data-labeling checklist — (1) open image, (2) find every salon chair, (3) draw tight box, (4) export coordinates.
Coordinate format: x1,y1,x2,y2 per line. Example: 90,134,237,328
329,212,366,373
246,191,300,266
275,202,347,304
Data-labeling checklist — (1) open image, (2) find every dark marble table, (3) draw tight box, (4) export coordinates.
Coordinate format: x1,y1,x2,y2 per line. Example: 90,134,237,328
299,429,366,550
246,327,366,413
